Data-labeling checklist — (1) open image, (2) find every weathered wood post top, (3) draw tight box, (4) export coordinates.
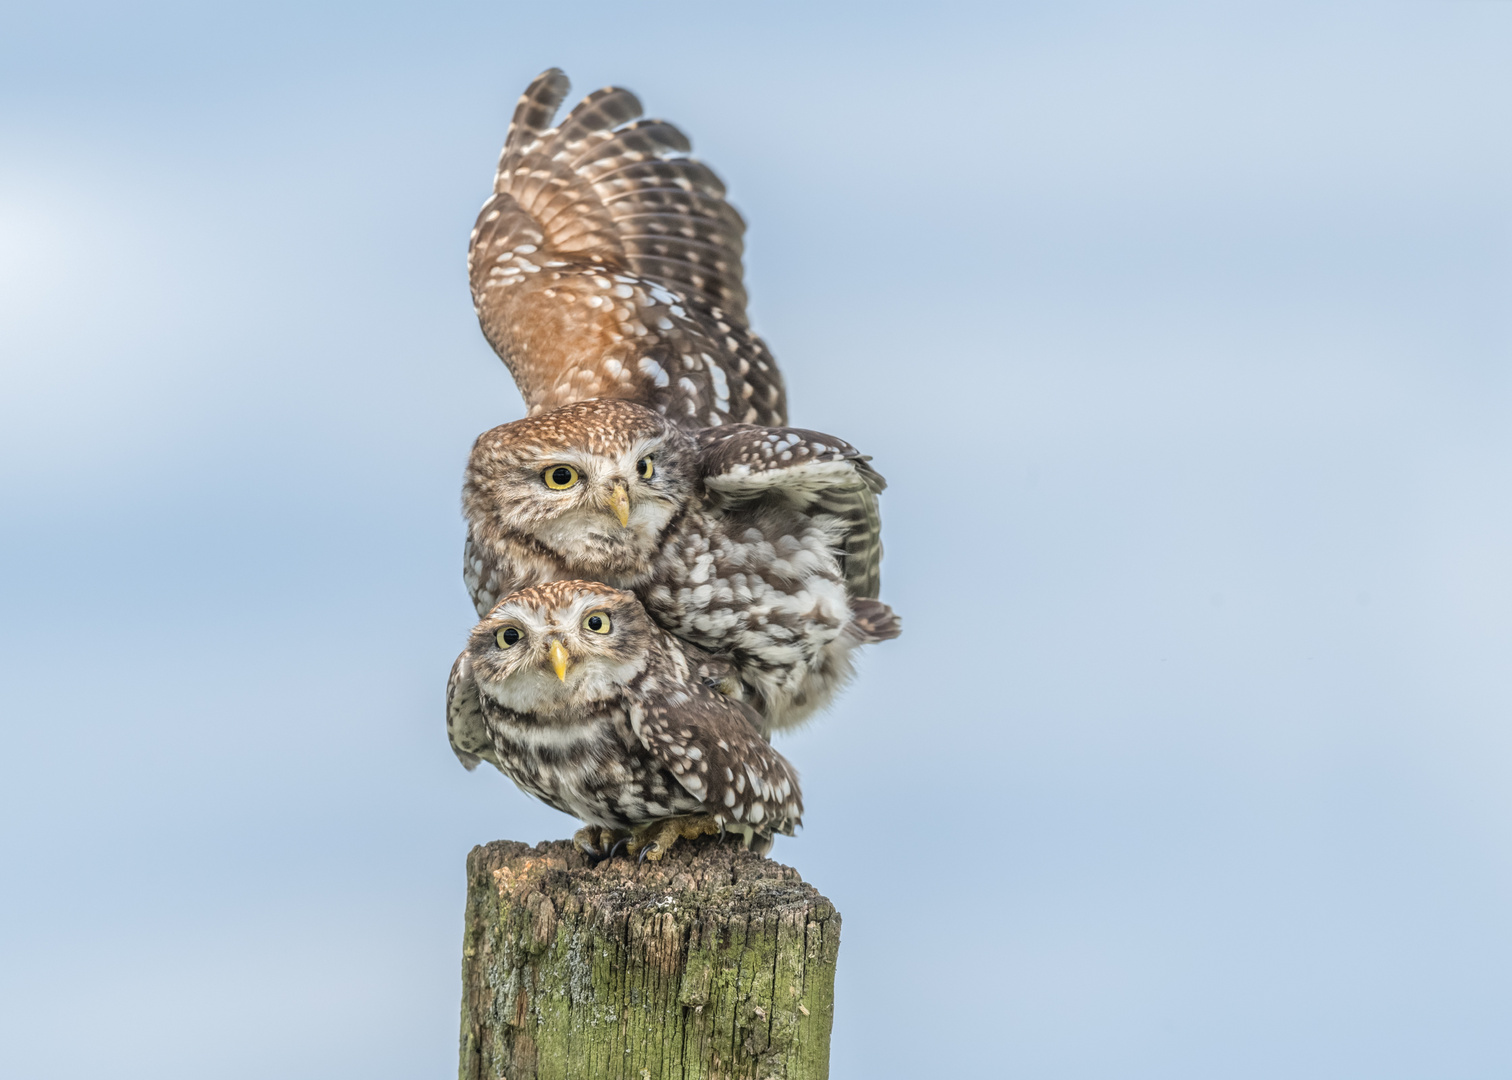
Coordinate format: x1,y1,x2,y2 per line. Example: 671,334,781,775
460,837,841,1080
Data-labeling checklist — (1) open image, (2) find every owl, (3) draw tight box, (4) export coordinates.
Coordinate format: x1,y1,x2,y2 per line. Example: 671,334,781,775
446,580,803,859
468,67,787,428
460,71,899,731
462,398,900,732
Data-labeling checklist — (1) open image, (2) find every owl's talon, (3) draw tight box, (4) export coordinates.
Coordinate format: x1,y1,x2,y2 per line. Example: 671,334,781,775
573,826,604,858
576,826,631,863
608,837,630,859
627,814,723,865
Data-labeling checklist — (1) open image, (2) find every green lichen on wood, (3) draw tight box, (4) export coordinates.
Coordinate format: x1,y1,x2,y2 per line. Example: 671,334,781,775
458,838,840,1080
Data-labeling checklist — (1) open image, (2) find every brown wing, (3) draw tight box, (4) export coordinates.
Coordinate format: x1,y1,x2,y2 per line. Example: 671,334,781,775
468,69,787,427
445,651,496,771
697,424,889,600
628,674,802,836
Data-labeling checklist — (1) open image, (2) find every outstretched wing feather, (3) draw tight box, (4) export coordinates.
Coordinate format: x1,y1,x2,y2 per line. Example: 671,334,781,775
698,425,888,598
553,86,644,149
467,69,785,424
595,157,730,200
503,68,571,156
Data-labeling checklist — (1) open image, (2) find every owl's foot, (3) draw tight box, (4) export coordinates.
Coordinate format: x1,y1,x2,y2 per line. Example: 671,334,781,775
717,821,773,855
574,826,629,861
629,814,722,863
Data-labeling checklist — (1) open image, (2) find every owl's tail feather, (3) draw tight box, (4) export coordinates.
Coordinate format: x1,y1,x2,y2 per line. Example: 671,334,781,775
849,599,902,643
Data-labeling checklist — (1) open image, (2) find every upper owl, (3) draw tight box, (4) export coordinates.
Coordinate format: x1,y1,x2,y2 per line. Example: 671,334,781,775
469,68,787,427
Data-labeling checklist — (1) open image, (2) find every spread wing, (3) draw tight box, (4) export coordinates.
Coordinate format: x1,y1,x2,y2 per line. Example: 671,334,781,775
697,424,889,600
628,676,802,836
468,69,787,427
445,652,497,771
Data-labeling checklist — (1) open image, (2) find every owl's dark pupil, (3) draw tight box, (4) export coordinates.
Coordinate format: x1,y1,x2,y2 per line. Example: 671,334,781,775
638,459,649,475
551,467,573,486
587,616,603,631
502,628,519,645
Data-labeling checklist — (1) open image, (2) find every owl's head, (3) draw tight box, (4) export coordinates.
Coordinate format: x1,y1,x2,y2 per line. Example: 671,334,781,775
467,579,657,716
464,399,697,581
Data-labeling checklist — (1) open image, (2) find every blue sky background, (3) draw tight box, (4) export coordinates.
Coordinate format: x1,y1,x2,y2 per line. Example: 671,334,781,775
3,3,1511,1077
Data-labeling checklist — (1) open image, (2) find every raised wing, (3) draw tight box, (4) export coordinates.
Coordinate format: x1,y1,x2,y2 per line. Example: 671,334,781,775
445,652,497,771
468,69,787,427
697,424,889,600
628,673,802,837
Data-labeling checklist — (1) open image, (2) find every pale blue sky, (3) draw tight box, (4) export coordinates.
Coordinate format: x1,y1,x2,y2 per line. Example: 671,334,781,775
4,3,1512,1077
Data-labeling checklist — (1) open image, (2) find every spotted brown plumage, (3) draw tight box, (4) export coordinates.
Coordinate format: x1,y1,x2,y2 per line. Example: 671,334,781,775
447,581,802,858
695,424,889,602
469,68,787,427
462,399,900,731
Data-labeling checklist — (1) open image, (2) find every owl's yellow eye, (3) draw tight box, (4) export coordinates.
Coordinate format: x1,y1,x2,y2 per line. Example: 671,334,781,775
636,456,654,480
495,626,521,648
543,465,579,490
582,611,612,634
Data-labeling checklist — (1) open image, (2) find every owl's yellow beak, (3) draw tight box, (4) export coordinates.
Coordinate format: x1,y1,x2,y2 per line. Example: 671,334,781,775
549,640,570,682
606,483,631,528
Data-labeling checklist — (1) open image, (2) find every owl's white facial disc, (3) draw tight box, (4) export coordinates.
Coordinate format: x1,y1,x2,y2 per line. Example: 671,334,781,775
528,438,677,576
470,586,650,717
466,413,692,585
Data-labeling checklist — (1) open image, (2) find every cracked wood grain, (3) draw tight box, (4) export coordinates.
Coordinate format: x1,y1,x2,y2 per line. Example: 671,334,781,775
459,838,839,1080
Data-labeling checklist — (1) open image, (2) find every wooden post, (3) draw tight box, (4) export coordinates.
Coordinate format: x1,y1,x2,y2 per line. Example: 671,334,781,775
458,837,841,1080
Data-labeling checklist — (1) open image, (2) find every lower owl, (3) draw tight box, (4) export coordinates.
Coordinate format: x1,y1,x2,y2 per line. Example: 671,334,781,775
446,579,803,859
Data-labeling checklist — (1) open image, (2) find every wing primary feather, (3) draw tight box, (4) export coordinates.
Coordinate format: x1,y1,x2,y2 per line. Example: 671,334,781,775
504,68,571,155
470,70,784,423
554,86,644,148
